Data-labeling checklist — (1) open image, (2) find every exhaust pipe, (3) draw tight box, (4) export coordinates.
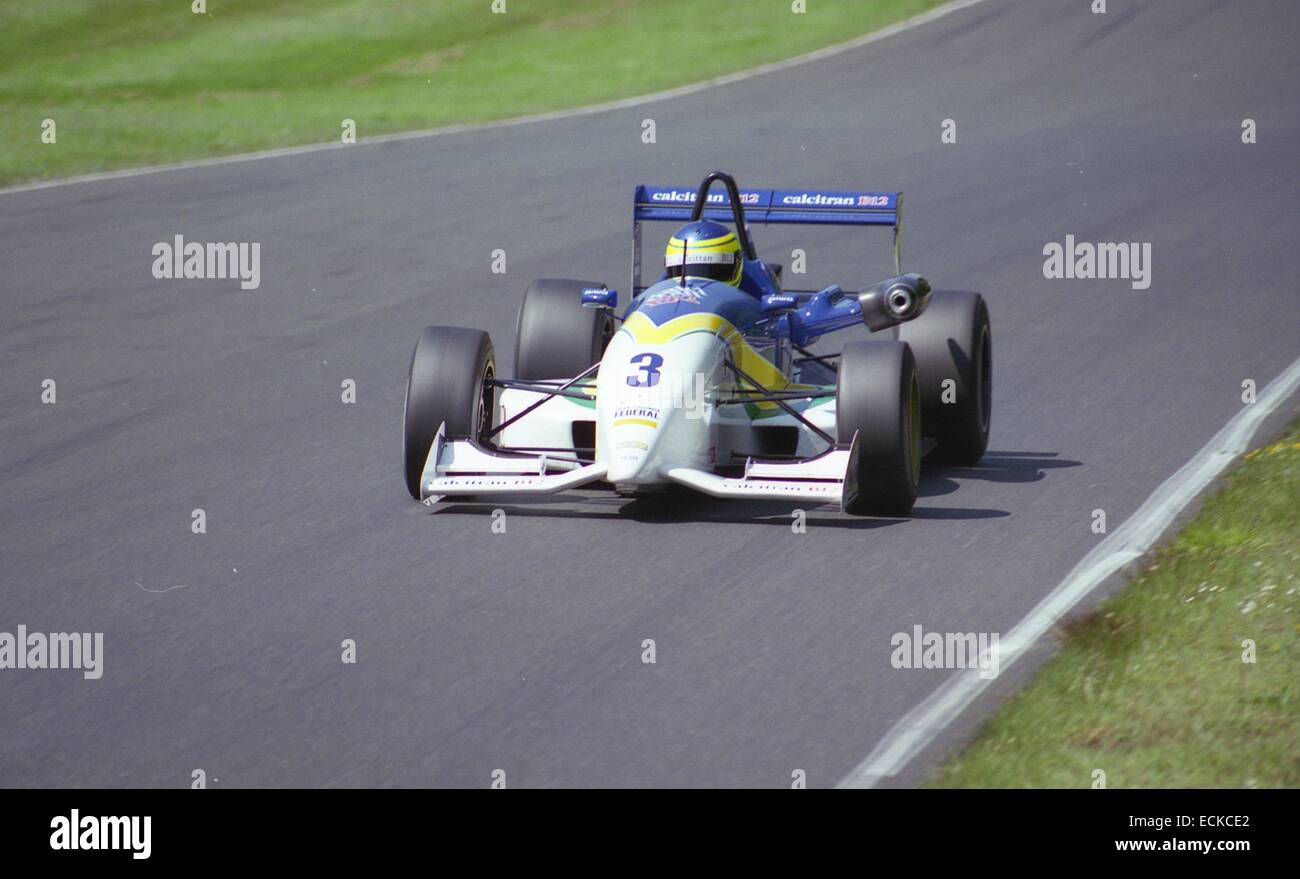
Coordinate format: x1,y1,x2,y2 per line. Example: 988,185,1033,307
858,273,932,331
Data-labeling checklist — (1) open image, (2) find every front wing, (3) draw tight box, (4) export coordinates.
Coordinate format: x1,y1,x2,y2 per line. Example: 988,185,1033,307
419,421,863,510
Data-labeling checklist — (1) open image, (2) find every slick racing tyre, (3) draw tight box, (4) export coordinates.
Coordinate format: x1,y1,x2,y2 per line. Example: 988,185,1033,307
514,278,615,380
897,290,991,465
403,326,496,499
836,340,921,516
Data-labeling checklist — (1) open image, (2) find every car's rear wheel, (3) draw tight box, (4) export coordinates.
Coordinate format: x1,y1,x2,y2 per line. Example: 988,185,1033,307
897,290,991,466
403,326,495,499
514,278,615,380
836,340,921,515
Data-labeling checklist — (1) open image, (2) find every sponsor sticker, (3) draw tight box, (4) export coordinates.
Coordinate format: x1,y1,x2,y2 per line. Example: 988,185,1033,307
664,251,735,267
648,189,760,205
643,285,706,308
614,406,660,420
777,192,891,208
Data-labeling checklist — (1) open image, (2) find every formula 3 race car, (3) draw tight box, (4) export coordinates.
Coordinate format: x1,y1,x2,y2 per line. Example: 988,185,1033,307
403,171,991,515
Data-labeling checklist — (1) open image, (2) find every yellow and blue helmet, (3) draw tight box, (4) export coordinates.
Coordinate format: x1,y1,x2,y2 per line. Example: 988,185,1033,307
665,219,743,286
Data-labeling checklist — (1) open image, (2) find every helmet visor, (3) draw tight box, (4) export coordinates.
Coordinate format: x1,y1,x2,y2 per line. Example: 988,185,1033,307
665,249,739,284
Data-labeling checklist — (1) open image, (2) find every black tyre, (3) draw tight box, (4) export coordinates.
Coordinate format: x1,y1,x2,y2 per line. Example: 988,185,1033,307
897,290,991,465
403,326,496,499
836,340,921,515
514,279,614,380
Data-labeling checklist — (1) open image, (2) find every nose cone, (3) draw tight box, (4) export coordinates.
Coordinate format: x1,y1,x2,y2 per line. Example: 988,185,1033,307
595,327,719,485
602,405,664,483
606,442,651,483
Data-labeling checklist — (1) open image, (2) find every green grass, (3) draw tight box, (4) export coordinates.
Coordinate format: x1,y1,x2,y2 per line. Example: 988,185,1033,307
931,422,1300,788
0,0,947,186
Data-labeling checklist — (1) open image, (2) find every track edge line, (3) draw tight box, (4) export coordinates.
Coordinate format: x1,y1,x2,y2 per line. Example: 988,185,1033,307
836,353,1300,788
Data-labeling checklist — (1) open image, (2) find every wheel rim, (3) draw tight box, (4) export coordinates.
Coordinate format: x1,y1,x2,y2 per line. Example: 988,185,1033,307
477,361,495,444
908,371,922,485
599,315,614,357
977,323,991,434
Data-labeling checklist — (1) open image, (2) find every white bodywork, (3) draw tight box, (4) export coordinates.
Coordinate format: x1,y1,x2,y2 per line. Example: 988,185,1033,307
421,310,859,508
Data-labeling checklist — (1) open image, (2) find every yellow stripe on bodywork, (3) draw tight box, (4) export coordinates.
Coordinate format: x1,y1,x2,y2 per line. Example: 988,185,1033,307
613,417,658,429
620,311,791,391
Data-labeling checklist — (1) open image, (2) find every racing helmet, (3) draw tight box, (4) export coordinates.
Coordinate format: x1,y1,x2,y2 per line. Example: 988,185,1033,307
665,220,743,287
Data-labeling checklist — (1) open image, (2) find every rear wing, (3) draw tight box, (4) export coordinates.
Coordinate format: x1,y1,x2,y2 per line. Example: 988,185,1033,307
631,177,902,295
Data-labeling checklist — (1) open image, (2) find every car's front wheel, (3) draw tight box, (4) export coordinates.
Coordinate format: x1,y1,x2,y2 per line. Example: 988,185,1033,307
836,340,921,516
403,326,496,499
514,278,614,380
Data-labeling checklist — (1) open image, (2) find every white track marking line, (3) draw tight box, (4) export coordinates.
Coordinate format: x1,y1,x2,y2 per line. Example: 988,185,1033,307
0,0,992,197
838,354,1300,788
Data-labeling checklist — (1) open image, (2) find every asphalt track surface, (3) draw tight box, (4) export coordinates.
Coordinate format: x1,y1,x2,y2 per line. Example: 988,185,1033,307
1,0,1297,788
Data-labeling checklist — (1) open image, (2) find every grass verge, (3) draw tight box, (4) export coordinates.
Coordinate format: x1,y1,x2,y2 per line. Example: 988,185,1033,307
931,420,1300,788
0,0,947,186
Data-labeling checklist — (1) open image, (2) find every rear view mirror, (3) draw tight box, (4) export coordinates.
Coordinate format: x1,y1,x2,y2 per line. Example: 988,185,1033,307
760,293,798,314
581,287,617,309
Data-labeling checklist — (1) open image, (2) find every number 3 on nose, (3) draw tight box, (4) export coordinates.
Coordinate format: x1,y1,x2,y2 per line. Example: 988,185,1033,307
627,352,663,387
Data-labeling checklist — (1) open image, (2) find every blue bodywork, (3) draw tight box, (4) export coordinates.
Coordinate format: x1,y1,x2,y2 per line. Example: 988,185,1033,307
621,176,906,351
625,277,763,330
621,277,874,350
